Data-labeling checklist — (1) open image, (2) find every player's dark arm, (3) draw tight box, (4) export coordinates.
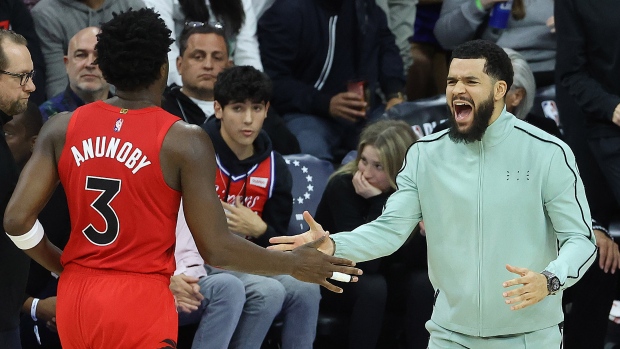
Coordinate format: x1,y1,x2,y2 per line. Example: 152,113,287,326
3,113,71,275
161,123,361,292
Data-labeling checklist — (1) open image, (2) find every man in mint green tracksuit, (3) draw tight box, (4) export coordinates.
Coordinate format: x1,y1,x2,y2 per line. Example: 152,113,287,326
270,40,597,349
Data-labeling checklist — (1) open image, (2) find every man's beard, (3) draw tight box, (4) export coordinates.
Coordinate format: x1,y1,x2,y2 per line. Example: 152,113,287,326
0,96,27,118
448,92,495,144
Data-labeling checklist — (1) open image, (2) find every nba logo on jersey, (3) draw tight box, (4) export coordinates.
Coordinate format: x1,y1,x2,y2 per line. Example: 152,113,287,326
114,118,124,132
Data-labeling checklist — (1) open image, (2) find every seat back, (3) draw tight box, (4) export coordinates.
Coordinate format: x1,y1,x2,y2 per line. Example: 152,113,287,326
530,85,562,131
283,154,335,235
384,94,449,138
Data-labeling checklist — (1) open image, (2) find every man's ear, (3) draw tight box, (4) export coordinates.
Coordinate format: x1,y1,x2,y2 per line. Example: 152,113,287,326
64,56,69,73
29,135,37,153
160,62,169,81
265,101,270,115
214,101,223,120
226,59,233,68
176,56,183,74
494,80,508,101
506,87,525,109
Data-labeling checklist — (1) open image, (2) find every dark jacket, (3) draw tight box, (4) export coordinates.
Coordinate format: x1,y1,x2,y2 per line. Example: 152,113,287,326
258,0,404,118
161,84,209,125
202,117,293,248
555,0,620,229
556,0,620,139
0,110,29,331
0,0,47,105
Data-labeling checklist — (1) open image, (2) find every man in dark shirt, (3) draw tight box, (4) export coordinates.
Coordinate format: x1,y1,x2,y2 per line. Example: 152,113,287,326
0,28,36,349
556,1,620,348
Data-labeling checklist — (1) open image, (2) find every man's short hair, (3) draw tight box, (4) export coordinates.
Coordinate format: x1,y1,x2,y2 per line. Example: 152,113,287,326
0,29,27,71
451,40,514,90
95,8,174,91
178,25,229,58
214,66,272,107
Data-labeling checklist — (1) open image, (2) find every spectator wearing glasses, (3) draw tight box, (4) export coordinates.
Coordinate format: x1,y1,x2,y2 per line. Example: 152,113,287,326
30,0,145,98
144,0,262,87
0,28,36,349
4,9,359,348
38,27,111,122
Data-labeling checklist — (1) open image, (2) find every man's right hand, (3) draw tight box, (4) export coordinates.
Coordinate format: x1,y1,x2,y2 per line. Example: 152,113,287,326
329,92,367,122
169,274,204,313
290,236,362,293
268,211,333,254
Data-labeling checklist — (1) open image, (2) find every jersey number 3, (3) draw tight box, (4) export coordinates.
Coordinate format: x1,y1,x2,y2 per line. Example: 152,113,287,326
83,176,121,246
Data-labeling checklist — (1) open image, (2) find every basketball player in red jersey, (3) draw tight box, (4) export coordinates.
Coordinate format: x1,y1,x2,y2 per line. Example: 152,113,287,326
4,9,361,349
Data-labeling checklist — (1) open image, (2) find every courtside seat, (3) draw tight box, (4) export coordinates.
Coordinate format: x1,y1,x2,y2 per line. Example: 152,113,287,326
530,85,563,134
384,94,449,138
283,154,335,236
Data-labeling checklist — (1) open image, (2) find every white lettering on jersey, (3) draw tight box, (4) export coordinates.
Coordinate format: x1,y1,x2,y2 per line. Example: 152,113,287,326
71,137,152,174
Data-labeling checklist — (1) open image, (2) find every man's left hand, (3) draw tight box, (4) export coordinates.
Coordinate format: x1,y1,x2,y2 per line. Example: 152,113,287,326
221,197,268,238
502,264,548,310
594,229,620,273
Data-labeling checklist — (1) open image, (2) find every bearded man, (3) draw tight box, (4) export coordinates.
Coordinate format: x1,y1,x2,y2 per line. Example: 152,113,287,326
271,39,597,349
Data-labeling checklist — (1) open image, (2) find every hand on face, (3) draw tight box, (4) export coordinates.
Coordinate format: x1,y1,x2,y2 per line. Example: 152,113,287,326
220,196,268,238
502,264,548,310
352,170,383,198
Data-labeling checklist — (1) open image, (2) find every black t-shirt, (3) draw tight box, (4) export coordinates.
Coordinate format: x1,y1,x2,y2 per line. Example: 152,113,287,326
0,113,30,331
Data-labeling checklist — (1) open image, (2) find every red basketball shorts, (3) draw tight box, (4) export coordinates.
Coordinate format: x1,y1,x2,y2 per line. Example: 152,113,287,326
56,264,178,348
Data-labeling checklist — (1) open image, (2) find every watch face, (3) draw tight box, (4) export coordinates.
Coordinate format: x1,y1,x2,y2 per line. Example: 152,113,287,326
550,277,560,292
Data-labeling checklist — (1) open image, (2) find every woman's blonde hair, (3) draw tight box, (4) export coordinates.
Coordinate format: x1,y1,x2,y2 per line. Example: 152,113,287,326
333,119,417,190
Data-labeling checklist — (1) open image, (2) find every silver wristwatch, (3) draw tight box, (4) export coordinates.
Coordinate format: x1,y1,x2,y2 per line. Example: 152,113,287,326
541,270,560,295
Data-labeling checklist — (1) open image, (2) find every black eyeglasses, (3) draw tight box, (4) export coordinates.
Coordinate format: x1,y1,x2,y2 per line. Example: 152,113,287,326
184,21,224,31
0,69,35,86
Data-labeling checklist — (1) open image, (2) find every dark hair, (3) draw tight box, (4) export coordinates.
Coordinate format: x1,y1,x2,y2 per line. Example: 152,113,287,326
95,8,174,91
178,25,229,58
20,101,42,137
450,40,514,90
214,66,271,107
179,0,244,36
0,29,28,71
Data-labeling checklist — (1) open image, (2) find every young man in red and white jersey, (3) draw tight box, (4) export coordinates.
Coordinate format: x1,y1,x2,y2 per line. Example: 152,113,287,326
3,8,361,349
196,65,321,348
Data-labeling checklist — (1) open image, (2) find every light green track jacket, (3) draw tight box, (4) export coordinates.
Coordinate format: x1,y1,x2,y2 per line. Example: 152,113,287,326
332,109,597,337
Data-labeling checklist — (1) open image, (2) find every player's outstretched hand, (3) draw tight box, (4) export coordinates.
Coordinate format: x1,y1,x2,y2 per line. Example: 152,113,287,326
502,264,548,311
269,211,333,254
290,236,362,293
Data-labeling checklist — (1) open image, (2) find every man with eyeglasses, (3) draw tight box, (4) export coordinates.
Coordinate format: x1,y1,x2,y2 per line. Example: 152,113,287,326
0,28,36,349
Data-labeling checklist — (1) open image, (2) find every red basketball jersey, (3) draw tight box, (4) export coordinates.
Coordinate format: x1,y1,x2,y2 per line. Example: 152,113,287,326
58,101,181,277
214,152,275,218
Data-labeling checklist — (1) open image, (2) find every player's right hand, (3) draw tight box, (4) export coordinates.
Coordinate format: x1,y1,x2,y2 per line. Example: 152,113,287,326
290,236,362,293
